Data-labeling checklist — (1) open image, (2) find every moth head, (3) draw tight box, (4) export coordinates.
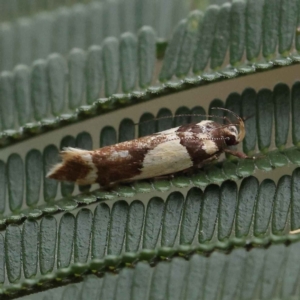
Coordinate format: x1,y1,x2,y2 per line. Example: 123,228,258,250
223,125,239,146
211,107,246,145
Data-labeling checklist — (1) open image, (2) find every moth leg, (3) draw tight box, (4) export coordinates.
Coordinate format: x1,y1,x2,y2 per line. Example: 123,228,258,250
224,148,251,159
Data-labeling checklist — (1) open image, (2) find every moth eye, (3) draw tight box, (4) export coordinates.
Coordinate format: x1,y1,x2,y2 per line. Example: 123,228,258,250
225,135,238,146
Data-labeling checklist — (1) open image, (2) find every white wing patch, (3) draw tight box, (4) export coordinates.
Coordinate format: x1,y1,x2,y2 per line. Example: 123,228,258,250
202,139,219,155
77,152,98,185
109,150,131,160
193,132,219,155
132,138,192,180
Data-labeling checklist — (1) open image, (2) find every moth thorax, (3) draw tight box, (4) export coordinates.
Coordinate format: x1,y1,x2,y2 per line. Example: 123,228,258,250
223,126,239,146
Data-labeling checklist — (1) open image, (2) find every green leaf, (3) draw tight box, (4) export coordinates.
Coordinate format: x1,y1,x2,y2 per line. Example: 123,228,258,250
279,0,298,55
103,37,119,97
193,5,219,73
256,89,273,152
48,53,67,116
159,19,186,82
210,3,231,69
176,10,203,78
138,26,156,88
7,154,24,212
230,0,246,66
262,0,280,59
14,65,31,125
0,71,14,130
31,60,49,121
22,220,39,278
25,149,42,207
254,179,276,237
120,32,137,93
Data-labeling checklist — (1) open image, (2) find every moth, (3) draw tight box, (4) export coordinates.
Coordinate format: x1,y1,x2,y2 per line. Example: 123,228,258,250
47,108,249,187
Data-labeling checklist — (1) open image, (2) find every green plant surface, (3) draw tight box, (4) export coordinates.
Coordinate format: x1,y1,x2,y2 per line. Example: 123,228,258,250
15,241,300,300
1,0,300,299
0,0,192,70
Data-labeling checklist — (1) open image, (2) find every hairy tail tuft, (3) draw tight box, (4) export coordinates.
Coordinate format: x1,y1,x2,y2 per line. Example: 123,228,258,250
47,147,97,185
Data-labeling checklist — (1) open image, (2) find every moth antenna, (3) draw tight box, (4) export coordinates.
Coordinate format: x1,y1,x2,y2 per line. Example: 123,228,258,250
134,114,227,126
223,116,232,124
211,107,245,142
